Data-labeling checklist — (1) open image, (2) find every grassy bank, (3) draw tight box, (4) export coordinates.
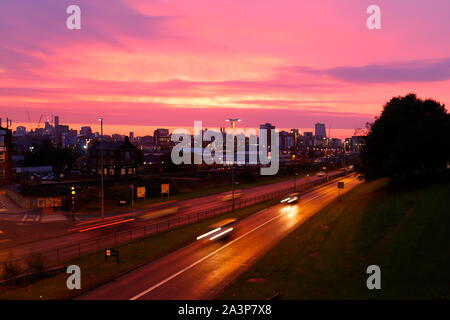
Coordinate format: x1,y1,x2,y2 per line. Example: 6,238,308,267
220,179,450,300
0,198,280,300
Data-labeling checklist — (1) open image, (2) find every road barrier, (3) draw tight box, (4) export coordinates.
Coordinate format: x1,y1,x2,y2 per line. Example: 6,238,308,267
0,172,350,278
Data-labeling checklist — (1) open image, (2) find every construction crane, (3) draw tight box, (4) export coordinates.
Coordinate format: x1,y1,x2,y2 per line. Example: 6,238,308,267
25,111,44,130
26,111,33,130
36,114,43,129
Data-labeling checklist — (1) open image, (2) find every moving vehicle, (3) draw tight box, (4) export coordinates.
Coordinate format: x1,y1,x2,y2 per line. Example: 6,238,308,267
137,207,179,220
220,191,243,202
316,171,326,177
196,218,237,241
280,192,300,204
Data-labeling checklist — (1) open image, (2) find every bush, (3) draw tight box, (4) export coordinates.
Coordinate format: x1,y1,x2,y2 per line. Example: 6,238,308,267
1,259,22,280
25,252,47,273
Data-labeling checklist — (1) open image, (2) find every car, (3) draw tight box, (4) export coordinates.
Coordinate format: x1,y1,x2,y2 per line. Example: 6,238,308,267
280,192,300,204
316,171,326,177
220,191,243,202
196,218,237,241
137,207,179,220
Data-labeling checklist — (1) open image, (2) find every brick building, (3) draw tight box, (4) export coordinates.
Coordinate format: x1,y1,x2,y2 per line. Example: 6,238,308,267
0,124,13,184
87,136,143,176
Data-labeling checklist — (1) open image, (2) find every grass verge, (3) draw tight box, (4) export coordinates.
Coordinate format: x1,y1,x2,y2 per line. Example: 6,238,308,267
220,178,450,300
0,198,280,300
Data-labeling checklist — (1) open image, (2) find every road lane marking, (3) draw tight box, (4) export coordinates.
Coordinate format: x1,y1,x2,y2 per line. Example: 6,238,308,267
129,180,352,300
130,213,287,300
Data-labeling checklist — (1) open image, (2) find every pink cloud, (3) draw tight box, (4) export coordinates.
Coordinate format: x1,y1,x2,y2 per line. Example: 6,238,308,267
1,0,450,137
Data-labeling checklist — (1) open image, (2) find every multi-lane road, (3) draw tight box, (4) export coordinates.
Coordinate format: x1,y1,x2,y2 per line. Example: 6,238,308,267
77,174,361,300
0,171,347,264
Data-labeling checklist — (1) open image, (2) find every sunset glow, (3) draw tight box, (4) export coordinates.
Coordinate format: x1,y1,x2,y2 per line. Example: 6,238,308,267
1,0,450,135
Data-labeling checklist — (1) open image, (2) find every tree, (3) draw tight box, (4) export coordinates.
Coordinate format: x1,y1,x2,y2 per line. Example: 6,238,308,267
358,93,450,181
24,139,78,171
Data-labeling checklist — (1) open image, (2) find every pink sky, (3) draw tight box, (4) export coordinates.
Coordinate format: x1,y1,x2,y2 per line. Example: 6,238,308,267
1,0,450,139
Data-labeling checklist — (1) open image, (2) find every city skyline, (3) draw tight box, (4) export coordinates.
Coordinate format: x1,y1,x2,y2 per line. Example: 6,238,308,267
9,119,356,140
1,1,450,135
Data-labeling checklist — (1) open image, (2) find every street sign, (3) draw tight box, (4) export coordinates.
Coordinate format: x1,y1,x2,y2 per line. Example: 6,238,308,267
161,183,170,196
105,249,120,263
137,186,146,198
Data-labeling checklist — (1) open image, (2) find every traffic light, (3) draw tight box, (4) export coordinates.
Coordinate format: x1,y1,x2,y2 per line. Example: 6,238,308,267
71,186,76,221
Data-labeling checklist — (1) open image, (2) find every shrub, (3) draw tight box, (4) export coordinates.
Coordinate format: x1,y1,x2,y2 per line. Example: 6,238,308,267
1,259,22,280
25,252,47,273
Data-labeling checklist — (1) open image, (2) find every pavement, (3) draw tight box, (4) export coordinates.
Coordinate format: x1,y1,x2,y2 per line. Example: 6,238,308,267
0,191,26,214
76,174,361,300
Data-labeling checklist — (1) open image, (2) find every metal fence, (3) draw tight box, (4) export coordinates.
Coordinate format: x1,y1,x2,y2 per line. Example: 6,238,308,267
1,172,348,276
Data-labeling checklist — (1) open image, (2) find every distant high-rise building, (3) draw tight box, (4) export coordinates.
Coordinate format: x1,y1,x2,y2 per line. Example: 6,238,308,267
15,126,27,135
303,132,314,147
290,129,300,146
279,131,294,150
315,123,326,139
129,132,134,140
259,123,275,152
80,126,92,136
154,128,170,147
54,115,59,128
44,120,53,131
112,134,124,141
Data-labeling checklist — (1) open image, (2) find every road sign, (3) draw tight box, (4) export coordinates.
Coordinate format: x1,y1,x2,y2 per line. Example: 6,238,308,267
161,183,170,196
105,249,120,263
137,186,146,198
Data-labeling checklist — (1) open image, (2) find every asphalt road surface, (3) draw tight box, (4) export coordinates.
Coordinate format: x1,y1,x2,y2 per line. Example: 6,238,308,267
77,174,361,300
0,171,345,264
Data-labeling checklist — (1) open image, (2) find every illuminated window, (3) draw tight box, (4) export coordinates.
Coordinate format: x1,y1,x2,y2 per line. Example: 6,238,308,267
0,136,4,147
0,152,5,163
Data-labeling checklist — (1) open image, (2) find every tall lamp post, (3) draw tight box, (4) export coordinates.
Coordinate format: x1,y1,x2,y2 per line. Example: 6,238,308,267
98,117,105,220
294,172,299,192
226,118,241,214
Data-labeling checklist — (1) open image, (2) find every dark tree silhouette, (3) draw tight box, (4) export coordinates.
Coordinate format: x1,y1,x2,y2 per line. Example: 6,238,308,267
358,93,450,181
24,139,78,171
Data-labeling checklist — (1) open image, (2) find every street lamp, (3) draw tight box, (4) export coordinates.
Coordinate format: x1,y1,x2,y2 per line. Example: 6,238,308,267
294,172,299,192
225,118,241,131
98,117,104,219
225,118,241,214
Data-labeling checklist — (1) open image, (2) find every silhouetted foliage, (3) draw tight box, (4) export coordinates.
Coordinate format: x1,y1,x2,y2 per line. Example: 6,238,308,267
25,252,47,273
358,94,450,181
1,254,22,280
24,139,78,171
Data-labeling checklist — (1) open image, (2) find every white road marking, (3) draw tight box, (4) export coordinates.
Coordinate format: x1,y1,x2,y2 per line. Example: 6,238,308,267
129,178,357,300
130,213,283,300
